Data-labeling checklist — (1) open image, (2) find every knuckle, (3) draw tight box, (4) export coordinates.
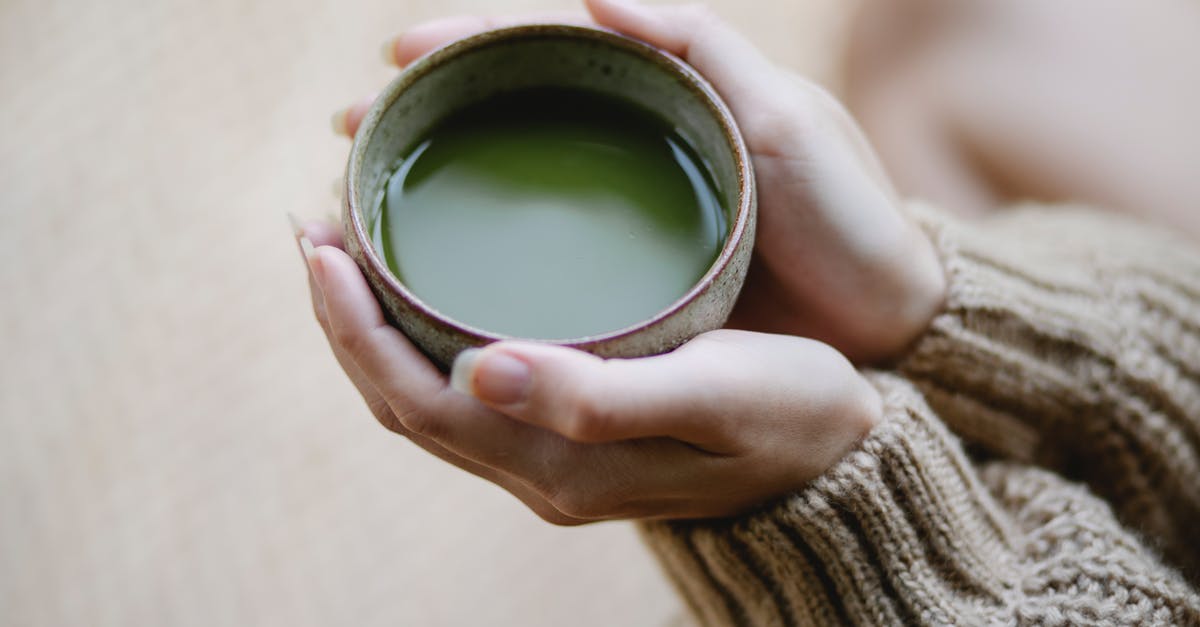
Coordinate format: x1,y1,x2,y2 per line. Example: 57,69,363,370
564,392,615,443
531,461,594,518
550,487,609,520
369,399,431,441
365,396,403,433
543,468,630,520
332,324,369,358
395,405,442,440
522,444,621,520
537,509,588,527
746,96,813,153
525,452,567,503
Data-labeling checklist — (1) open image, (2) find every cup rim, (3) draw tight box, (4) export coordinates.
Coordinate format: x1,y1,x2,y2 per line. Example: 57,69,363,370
345,23,754,345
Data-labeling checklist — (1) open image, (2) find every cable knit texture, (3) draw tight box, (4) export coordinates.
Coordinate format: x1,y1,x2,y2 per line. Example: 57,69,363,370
637,204,1200,626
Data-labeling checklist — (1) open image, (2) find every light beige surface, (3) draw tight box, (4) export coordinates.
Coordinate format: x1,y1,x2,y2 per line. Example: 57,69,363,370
0,1,853,625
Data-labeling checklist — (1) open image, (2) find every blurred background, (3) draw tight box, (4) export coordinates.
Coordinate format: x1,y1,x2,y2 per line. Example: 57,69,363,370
0,0,856,625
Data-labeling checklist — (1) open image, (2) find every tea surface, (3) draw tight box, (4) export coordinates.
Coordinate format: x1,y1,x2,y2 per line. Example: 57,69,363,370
374,87,726,339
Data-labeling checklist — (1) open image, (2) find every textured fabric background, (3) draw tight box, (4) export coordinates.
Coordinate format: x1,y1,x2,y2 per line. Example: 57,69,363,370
0,1,853,625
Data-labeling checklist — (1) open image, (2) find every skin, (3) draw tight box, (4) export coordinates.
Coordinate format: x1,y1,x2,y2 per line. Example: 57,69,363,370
846,0,1200,238
299,0,946,525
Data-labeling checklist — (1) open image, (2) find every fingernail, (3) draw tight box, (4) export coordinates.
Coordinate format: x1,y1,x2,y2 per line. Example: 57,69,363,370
331,109,349,136
450,348,483,396
287,212,305,237
299,235,317,261
301,236,326,288
381,37,399,65
451,348,531,405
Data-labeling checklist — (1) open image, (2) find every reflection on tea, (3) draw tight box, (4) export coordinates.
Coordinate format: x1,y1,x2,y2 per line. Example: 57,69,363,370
373,87,727,339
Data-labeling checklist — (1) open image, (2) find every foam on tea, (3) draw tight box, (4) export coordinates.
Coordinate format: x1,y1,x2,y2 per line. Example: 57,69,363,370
372,87,727,339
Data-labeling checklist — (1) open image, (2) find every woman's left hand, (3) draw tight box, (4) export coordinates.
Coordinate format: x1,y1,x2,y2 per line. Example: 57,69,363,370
297,222,880,523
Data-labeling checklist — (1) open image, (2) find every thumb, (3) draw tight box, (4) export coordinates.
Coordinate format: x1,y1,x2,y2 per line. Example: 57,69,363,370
585,0,779,122
446,336,715,444
447,330,871,450
449,335,750,447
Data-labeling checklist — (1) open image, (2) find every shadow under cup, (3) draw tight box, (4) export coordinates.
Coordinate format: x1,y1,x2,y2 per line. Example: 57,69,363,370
344,24,755,371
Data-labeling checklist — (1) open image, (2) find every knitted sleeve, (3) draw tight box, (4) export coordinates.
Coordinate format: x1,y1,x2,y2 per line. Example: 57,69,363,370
898,204,1200,578
637,205,1200,626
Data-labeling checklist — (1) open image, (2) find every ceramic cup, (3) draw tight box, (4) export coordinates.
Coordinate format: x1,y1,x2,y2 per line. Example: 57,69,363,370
343,24,756,371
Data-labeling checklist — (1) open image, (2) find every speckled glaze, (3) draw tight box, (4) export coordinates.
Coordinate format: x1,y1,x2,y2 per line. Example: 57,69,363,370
344,24,756,371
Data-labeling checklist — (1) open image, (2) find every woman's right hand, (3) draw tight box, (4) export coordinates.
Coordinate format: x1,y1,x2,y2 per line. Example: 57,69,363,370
337,0,946,364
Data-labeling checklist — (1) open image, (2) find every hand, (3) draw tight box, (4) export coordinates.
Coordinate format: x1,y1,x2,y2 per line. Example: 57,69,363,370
301,0,938,523
295,220,880,523
336,0,946,364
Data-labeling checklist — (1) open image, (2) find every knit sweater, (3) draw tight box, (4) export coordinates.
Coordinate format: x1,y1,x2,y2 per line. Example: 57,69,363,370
637,204,1200,626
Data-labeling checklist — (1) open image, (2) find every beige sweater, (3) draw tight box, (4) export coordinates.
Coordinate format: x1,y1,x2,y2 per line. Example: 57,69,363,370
638,205,1200,626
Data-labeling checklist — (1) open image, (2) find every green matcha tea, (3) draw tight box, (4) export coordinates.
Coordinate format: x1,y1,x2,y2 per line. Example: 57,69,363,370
372,87,727,339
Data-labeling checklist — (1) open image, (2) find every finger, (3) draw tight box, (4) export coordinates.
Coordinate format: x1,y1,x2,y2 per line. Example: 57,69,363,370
448,333,768,448
383,13,593,68
338,13,591,138
590,0,896,196
299,218,344,250
306,244,445,400
585,0,780,124
326,338,589,526
293,220,464,445
325,332,587,526
291,216,344,329
308,244,575,485
291,220,586,524
303,248,726,521
331,95,376,139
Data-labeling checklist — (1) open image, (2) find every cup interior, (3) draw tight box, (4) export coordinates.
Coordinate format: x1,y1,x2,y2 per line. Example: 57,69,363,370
350,26,746,302
345,24,753,367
